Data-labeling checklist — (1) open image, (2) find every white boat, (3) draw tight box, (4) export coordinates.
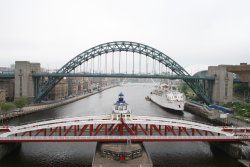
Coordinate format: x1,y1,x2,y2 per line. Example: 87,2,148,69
149,83,186,113
112,92,132,120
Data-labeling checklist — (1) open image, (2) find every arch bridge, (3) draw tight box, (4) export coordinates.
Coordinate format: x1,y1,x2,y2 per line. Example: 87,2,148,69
0,115,249,142
34,41,211,104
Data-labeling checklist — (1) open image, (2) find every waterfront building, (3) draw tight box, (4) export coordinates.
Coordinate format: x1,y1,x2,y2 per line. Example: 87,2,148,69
48,78,68,100
68,77,84,96
0,89,6,103
0,79,14,101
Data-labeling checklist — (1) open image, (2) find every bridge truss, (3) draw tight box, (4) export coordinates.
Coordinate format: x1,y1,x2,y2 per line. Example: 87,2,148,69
0,115,249,142
34,41,211,104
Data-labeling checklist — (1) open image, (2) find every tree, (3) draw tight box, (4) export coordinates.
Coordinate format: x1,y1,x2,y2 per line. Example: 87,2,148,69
14,96,28,108
0,102,16,127
234,83,250,94
1,102,16,112
180,84,188,95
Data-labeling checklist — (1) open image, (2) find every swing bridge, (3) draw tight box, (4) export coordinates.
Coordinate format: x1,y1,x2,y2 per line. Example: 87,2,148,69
0,115,250,143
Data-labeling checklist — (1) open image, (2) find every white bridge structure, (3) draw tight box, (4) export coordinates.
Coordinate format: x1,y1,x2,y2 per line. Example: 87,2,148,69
0,115,250,142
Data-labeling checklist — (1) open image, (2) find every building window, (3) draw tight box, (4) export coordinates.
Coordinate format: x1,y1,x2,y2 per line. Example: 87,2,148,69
19,69,23,96
225,81,228,97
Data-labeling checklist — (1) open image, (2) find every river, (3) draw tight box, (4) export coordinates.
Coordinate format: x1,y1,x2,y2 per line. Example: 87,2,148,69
0,84,239,167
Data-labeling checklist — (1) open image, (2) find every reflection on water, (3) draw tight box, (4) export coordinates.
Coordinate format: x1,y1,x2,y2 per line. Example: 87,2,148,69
0,84,239,167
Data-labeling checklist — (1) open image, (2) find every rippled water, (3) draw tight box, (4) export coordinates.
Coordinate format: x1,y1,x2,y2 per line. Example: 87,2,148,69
0,84,239,167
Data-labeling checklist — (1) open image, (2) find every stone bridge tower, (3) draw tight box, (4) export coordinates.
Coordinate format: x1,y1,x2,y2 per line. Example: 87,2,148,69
208,65,233,104
15,61,40,102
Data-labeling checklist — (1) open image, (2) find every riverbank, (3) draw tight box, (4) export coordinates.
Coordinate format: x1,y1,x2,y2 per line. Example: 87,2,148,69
185,101,250,127
0,85,117,122
185,101,250,160
185,102,232,126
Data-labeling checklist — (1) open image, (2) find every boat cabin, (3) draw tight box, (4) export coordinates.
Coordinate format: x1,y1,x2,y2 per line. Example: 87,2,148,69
112,92,132,120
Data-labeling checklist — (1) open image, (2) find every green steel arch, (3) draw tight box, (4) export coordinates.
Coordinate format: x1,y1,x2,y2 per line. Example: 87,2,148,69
35,41,210,104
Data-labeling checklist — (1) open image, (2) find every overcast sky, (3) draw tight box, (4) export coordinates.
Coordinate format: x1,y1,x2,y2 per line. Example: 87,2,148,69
0,0,249,73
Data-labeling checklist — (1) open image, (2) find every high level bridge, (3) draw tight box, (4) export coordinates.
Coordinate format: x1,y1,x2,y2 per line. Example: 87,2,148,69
0,41,214,104
34,41,212,104
0,115,250,143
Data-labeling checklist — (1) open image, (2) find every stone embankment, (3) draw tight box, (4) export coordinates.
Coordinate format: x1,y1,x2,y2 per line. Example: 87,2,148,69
185,102,230,125
185,101,250,160
0,85,117,121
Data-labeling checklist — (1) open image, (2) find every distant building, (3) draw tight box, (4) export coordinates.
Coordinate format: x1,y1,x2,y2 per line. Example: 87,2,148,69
0,89,6,103
0,79,14,101
82,78,91,92
0,66,14,73
48,78,68,100
68,77,85,96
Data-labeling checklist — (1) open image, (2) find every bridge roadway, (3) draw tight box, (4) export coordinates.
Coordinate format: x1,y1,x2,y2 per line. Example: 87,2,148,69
0,115,250,142
0,72,241,82
0,72,215,80
32,73,215,80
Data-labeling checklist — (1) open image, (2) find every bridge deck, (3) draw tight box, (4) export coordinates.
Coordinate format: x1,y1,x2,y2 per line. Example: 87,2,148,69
0,115,250,142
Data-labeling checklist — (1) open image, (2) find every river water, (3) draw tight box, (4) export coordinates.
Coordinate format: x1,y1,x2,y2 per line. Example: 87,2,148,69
0,84,239,167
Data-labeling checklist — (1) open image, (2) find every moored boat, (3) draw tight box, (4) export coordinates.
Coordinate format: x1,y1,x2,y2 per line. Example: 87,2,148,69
149,83,185,113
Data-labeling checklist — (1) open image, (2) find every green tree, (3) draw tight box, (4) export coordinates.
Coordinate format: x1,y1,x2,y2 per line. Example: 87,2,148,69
234,83,250,94
14,96,28,108
180,84,188,95
1,102,16,112
0,102,16,127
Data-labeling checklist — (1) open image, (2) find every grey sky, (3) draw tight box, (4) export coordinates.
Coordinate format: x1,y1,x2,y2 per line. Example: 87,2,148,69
0,0,249,72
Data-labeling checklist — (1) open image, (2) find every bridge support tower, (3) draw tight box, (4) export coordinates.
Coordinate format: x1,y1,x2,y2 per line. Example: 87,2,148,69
15,61,41,102
208,65,233,104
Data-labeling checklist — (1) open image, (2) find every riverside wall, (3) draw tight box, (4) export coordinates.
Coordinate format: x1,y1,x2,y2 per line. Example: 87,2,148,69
184,102,230,125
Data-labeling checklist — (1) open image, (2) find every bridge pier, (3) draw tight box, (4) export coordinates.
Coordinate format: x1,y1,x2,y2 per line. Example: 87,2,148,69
14,61,41,102
33,76,41,99
0,143,21,160
208,65,233,104
210,142,250,159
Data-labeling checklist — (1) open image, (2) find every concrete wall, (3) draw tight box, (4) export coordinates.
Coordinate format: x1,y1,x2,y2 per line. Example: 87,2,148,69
208,65,233,104
227,63,250,87
15,61,40,101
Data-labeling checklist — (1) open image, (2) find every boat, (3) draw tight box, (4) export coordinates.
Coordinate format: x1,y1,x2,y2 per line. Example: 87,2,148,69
149,83,186,113
111,92,132,120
